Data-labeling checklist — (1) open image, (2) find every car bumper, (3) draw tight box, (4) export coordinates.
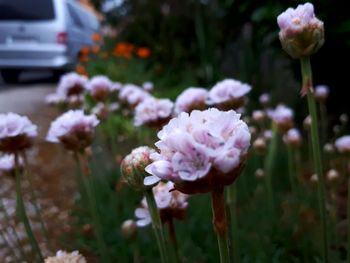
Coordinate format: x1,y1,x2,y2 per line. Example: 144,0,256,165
0,43,73,69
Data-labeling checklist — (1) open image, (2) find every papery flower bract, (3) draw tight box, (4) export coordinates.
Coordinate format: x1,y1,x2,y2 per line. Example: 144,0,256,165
268,105,294,133
208,79,251,110
277,2,324,58
145,108,251,194
134,97,173,128
57,72,88,97
135,182,189,227
44,250,86,263
46,110,99,152
0,113,37,153
87,76,116,102
119,84,151,107
174,87,208,114
283,128,302,147
315,85,330,101
121,146,156,191
335,135,350,154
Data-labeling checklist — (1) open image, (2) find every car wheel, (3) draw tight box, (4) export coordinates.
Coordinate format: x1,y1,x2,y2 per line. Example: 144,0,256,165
1,69,21,84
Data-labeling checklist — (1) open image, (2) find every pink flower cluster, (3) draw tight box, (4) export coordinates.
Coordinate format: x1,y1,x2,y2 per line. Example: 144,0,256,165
0,154,23,173
0,113,37,152
87,75,120,102
335,135,350,154
119,84,151,107
208,79,251,110
46,110,99,151
268,105,294,132
134,97,173,127
277,2,324,58
135,182,188,227
44,250,86,263
174,87,208,114
145,108,250,193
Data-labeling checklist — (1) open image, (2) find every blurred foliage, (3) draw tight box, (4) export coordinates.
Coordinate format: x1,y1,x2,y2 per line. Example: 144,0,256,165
100,0,350,117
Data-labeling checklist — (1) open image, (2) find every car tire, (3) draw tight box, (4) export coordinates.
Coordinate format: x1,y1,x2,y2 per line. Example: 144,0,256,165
1,69,21,84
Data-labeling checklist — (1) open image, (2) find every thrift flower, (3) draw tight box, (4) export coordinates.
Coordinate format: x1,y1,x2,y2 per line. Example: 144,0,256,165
134,97,174,128
144,108,251,194
57,72,88,97
87,76,117,102
135,182,189,227
142,82,154,92
0,113,37,153
174,87,208,114
121,219,137,239
315,85,330,102
259,93,270,107
335,135,350,154
119,84,151,107
208,79,251,110
121,146,156,190
269,105,294,133
277,2,324,59
46,110,99,152
44,250,86,263
283,128,302,148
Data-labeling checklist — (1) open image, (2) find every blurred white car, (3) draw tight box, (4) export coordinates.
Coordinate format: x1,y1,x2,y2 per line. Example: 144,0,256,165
0,0,100,83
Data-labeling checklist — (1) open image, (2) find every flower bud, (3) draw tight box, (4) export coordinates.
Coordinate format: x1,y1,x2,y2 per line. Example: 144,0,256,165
252,110,266,123
340,114,348,124
253,138,267,154
121,219,137,239
259,93,270,107
326,169,339,181
255,168,265,178
315,85,329,102
283,128,302,148
120,146,156,191
277,3,324,59
303,115,312,130
323,143,335,154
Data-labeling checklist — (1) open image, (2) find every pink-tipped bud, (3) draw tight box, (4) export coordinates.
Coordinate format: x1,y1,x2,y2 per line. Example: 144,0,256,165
315,85,329,102
252,110,266,123
283,128,302,148
326,169,339,181
255,168,265,178
120,146,156,191
303,115,312,130
259,93,270,107
277,3,324,59
253,138,267,154
121,219,137,239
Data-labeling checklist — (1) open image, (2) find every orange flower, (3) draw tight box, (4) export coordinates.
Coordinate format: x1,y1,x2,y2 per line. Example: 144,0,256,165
92,32,102,43
80,46,90,56
137,47,151,58
113,42,135,59
76,64,88,76
91,45,100,54
79,55,89,63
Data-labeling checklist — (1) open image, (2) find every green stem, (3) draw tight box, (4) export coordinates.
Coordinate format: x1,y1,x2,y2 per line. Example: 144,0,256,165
21,153,50,246
74,154,110,263
144,188,168,263
0,199,27,261
227,184,239,263
211,187,230,263
287,145,297,194
301,57,328,262
106,116,117,155
14,153,43,263
168,218,181,263
264,124,278,217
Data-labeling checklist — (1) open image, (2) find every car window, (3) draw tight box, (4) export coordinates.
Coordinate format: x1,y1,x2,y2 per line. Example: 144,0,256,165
0,0,55,21
66,3,85,29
